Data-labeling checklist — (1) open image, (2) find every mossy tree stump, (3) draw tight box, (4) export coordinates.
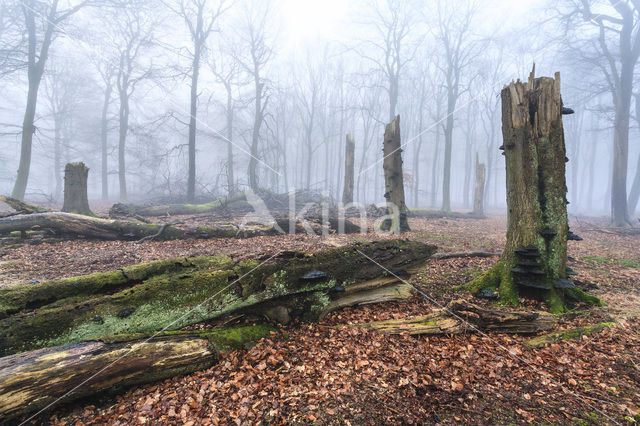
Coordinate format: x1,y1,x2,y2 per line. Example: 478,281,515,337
62,162,93,216
464,69,600,313
380,115,410,233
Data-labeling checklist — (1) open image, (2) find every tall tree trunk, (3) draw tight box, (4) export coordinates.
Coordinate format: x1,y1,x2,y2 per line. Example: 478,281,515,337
248,80,263,191
430,122,441,207
472,153,485,217
187,43,201,202
53,117,62,200
342,133,355,204
11,0,56,201
225,84,234,194
465,70,599,313
627,152,640,218
100,80,112,201
118,88,129,201
381,115,410,232
442,94,455,212
61,162,93,216
611,62,633,226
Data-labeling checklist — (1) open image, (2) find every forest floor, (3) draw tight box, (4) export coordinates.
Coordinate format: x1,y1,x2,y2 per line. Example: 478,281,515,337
2,214,639,425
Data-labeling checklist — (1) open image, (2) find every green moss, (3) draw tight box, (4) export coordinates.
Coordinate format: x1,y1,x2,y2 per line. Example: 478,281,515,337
565,288,604,306
525,322,615,348
545,289,566,314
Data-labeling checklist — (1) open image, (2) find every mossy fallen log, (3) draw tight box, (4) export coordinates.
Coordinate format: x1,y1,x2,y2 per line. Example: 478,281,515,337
0,239,436,356
0,324,276,422
355,299,556,335
0,195,49,214
109,192,249,217
0,211,362,241
524,322,616,348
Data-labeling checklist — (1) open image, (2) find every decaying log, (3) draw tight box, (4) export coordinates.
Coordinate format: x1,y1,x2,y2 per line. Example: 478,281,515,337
356,299,556,335
0,195,49,214
0,239,436,356
0,325,276,422
408,209,485,219
109,192,249,217
0,211,362,241
524,322,616,348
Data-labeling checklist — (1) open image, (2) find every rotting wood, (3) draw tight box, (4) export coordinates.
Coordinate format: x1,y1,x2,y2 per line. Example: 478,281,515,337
524,322,616,348
0,239,436,356
355,299,556,335
0,211,362,241
0,325,276,422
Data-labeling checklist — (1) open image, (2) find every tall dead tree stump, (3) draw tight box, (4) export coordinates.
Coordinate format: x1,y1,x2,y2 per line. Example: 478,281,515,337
381,115,410,233
464,69,600,313
472,153,486,217
62,162,93,216
342,133,355,204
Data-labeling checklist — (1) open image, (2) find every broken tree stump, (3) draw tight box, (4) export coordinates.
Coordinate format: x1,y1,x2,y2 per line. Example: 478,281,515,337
62,162,93,216
380,115,410,233
342,133,355,204
356,299,556,335
0,239,436,356
472,153,486,218
462,68,601,312
0,325,276,422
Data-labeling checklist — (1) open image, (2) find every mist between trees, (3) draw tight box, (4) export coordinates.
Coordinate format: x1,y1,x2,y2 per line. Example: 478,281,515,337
1,0,639,225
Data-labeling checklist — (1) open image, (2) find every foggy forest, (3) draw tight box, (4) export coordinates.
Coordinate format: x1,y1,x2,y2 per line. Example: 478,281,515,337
0,0,639,424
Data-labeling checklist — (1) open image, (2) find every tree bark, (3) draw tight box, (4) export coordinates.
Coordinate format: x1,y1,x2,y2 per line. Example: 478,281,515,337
342,133,355,204
356,299,556,335
100,77,112,201
472,153,486,217
62,162,93,216
0,325,275,422
11,1,57,200
463,70,600,313
380,115,410,233
0,239,435,357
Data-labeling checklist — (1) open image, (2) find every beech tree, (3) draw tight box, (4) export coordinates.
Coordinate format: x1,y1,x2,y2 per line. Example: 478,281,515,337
563,0,640,226
5,0,89,200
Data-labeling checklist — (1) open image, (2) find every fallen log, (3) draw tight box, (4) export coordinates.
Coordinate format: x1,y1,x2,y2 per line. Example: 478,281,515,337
355,299,556,335
109,192,249,217
524,322,616,348
0,211,362,241
0,195,49,214
0,239,436,356
0,324,276,422
408,209,485,220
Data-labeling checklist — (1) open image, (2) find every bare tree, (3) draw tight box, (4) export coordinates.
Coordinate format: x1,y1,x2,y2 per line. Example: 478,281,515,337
563,0,640,226
110,1,156,201
210,38,244,195
434,0,480,212
233,0,273,191
7,0,89,200
356,0,418,121
164,0,227,201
